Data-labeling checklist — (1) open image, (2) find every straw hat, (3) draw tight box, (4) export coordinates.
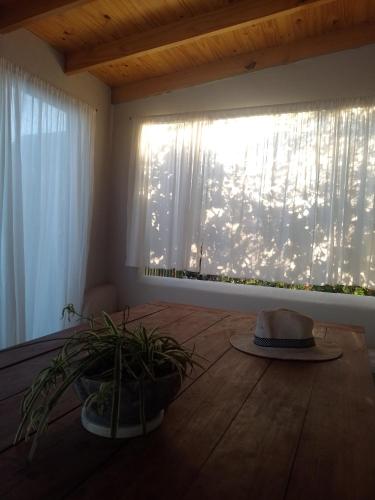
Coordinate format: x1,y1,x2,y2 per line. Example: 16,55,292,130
230,308,342,361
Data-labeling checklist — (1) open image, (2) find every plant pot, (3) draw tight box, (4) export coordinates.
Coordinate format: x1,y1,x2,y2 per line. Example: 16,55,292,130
74,369,181,439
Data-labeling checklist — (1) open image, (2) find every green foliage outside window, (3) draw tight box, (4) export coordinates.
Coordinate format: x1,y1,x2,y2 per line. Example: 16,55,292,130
145,268,375,297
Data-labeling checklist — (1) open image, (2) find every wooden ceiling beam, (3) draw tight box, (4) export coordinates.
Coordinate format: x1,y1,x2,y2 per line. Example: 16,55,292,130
0,0,93,33
111,22,375,104
65,0,333,75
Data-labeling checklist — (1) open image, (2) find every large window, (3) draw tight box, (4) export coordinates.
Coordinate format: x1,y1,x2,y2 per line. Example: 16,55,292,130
0,58,95,347
127,99,375,291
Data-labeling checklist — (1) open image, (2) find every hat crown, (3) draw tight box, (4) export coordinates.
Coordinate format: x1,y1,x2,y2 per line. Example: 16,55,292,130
256,309,314,341
230,308,342,361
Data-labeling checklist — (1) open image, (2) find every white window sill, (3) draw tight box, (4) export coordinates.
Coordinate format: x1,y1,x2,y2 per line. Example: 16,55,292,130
140,274,374,309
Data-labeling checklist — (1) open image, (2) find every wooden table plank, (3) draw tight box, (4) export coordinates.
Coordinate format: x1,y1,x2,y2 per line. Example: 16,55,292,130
0,303,169,370
182,359,317,500
0,349,268,500
0,303,197,402
0,408,122,500
151,308,230,344
285,328,375,500
65,349,270,500
124,303,198,331
180,313,255,389
0,303,373,500
0,388,80,454
0,305,229,453
0,350,68,402
0,314,264,500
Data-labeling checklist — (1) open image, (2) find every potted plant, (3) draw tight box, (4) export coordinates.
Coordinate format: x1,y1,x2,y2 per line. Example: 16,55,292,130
14,304,199,460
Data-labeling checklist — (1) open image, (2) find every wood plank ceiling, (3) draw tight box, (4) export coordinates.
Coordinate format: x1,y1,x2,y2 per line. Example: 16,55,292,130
1,0,375,103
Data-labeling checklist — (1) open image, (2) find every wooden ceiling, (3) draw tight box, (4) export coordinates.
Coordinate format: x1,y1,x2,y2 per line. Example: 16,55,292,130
1,0,375,104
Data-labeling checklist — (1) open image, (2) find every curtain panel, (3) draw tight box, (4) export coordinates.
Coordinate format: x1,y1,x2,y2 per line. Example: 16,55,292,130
0,58,95,348
127,98,375,288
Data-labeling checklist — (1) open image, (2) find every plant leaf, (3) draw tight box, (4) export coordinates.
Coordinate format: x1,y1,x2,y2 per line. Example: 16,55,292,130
110,340,122,438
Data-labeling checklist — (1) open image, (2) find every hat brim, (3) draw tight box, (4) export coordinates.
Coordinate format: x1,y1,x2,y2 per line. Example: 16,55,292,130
230,334,342,361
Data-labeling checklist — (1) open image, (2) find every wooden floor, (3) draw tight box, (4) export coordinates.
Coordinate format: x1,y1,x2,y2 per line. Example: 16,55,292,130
1,302,375,500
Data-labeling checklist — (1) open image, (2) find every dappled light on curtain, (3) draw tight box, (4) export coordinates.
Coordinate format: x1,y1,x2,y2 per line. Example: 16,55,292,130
127,100,375,288
0,58,95,348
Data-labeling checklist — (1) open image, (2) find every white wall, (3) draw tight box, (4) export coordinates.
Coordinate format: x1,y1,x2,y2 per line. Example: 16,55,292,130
110,44,375,345
0,29,112,289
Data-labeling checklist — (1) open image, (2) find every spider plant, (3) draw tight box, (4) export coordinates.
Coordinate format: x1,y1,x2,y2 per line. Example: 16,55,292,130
14,304,199,460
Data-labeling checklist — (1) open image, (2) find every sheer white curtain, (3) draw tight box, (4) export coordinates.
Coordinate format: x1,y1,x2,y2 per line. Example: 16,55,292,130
126,118,208,271
0,58,95,348
127,99,375,288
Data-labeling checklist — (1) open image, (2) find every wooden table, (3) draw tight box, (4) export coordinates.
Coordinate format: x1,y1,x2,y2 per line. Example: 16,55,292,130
1,302,375,500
